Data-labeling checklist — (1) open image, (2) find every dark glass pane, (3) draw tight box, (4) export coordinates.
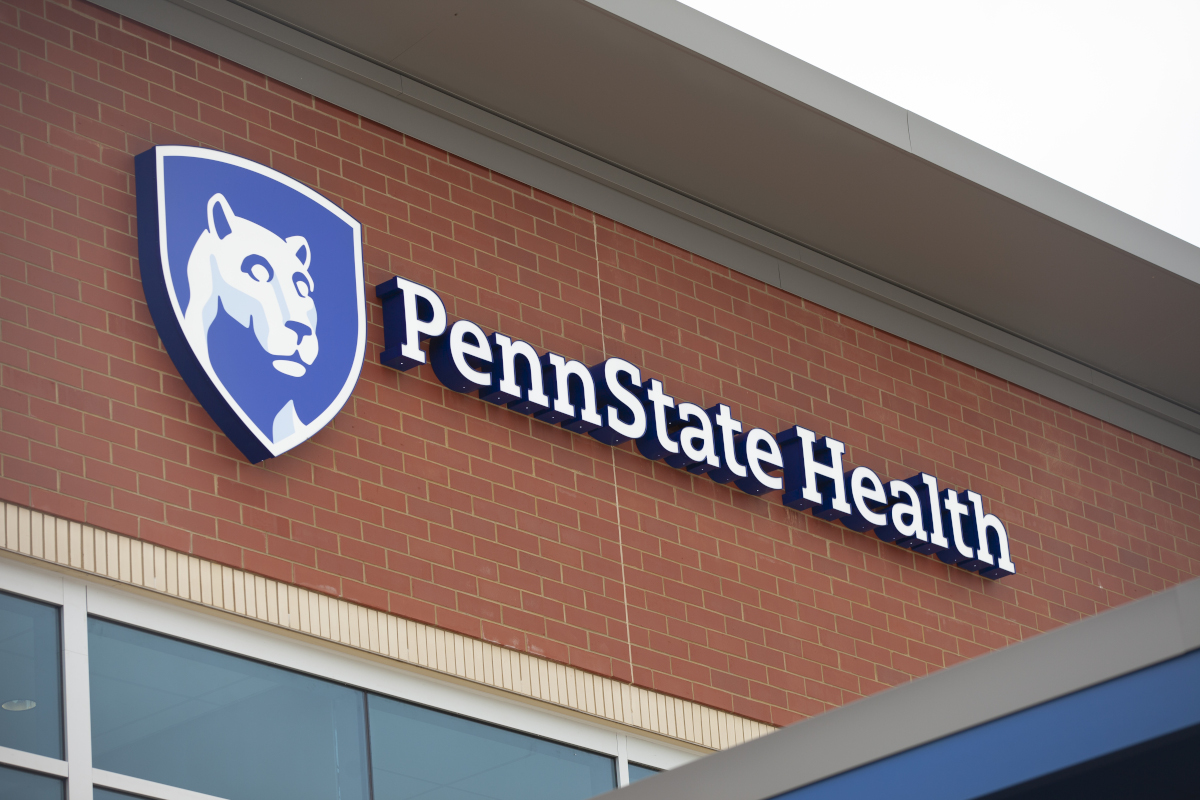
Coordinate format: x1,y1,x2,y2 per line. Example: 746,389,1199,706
628,763,661,783
976,722,1200,800
369,694,617,800
88,618,368,800
0,764,63,800
0,591,62,759
93,790,143,800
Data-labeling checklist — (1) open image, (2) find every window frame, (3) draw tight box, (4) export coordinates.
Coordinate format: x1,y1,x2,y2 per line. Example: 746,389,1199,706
0,556,697,799
0,580,67,772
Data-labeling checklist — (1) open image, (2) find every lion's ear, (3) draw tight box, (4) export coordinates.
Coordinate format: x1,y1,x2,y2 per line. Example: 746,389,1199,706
287,236,311,269
207,194,235,239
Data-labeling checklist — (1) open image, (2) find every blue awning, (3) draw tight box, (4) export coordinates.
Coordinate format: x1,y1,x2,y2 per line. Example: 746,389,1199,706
774,647,1200,800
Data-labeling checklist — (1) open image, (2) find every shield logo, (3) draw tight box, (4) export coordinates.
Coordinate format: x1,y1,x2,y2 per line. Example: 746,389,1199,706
135,146,366,463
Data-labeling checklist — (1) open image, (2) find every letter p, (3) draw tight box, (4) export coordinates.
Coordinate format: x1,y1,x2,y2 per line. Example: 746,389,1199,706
376,276,447,371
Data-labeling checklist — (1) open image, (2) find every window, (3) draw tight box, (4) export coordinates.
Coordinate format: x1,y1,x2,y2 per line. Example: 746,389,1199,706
0,591,62,759
89,618,370,800
0,763,63,800
628,762,662,783
88,618,616,800
369,693,616,799
0,558,690,799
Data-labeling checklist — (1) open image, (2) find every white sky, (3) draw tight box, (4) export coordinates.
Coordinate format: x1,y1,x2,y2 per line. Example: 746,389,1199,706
678,0,1200,249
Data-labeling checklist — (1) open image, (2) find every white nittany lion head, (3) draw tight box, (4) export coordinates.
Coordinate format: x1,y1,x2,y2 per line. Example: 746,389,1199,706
183,193,318,377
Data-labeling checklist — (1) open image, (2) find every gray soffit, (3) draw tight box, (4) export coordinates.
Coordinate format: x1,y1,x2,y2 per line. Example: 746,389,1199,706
92,0,1200,458
600,576,1200,800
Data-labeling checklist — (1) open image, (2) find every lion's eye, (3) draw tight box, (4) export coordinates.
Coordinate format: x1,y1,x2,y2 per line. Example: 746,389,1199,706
240,254,274,283
294,275,311,298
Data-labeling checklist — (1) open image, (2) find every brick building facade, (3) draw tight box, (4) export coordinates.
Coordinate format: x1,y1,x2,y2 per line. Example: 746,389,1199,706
6,0,1200,723
2,3,1199,798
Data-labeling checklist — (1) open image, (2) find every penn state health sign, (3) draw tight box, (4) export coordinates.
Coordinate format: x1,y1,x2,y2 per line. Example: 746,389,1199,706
378,277,1017,580
133,146,1013,580
135,146,366,463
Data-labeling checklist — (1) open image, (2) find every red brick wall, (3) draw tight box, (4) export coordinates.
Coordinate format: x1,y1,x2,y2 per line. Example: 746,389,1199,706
3,0,1199,726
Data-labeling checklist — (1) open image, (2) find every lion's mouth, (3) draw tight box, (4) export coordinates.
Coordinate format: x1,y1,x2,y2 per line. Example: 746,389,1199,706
273,359,306,377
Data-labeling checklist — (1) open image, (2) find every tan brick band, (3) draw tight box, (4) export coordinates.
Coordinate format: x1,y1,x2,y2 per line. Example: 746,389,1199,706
0,500,772,751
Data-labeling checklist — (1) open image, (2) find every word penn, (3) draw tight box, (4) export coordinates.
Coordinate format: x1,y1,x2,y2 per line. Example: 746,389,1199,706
377,276,1016,580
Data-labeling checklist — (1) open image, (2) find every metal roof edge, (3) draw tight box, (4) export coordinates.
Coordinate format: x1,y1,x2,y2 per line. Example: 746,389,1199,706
583,0,1200,286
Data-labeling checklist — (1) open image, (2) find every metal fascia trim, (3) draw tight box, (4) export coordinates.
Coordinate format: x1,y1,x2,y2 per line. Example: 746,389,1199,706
585,0,1200,287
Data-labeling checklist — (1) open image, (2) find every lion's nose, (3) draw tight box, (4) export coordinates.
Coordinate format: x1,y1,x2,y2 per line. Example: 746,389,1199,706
285,320,312,343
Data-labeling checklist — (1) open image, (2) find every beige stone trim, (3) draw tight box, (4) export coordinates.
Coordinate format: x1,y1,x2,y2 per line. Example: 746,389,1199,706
0,501,773,750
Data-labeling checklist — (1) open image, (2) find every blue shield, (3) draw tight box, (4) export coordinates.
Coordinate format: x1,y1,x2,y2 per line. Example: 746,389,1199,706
136,146,365,463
